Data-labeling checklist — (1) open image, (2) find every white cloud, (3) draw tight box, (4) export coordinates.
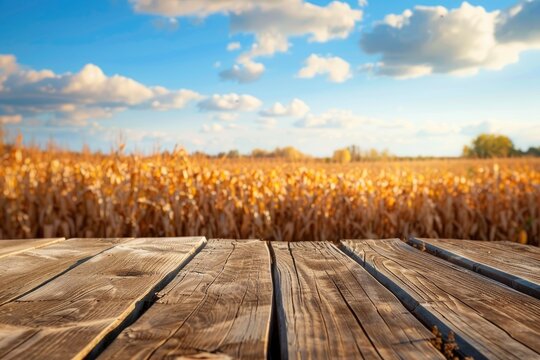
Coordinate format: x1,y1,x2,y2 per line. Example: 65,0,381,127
227,42,241,51
131,0,259,17
198,93,262,112
297,54,352,83
0,54,201,126
230,2,361,44
295,109,370,128
361,1,540,79
236,32,289,64
132,0,362,43
0,55,18,91
358,0,368,7
260,98,310,118
62,64,154,105
219,59,265,83
149,87,201,111
131,0,362,82
0,114,21,124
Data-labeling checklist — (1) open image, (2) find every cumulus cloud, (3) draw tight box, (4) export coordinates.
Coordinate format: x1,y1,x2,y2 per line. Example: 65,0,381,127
230,2,361,44
295,109,371,128
260,98,310,118
63,64,154,105
198,93,262,112
360,1,540,79
219,59,265,83
0,114,21,124
131,0,258,17
298,54,352,82
149,88,202,111
131,0,362,82
0,54,201,126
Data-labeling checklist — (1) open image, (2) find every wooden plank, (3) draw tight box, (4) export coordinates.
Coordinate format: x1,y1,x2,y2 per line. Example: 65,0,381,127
272,241,443,360
0,237,206,360
0,238,65,259
409,238,540,299
0,238,132,306
341,239,540,360
99,239,273,360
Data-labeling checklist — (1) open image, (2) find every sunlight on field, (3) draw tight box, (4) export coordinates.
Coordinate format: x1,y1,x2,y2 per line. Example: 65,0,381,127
1,144,539,244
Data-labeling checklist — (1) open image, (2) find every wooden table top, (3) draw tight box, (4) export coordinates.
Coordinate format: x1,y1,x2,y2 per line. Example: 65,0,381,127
0,237,538,360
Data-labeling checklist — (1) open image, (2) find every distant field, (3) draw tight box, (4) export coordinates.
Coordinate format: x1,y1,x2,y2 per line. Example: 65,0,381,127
1,146,539,245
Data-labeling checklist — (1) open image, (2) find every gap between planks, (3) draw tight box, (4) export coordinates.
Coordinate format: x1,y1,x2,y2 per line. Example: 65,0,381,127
408,237,540,299
270,241,443,360
5,238,531,360
340,239,540,360
98,239,273,360
0,237,207,360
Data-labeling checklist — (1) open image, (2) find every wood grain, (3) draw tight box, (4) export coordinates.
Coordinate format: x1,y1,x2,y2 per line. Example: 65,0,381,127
99,239,273,360
272,241,443,360
341,239,540,360
0,238,65,259
0,238,131,306
0,237,206,360
409,237,540,299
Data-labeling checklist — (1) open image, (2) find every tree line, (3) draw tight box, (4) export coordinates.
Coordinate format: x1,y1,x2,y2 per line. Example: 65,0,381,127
194,145,396,163
202,133,539,163
3,126,537,161
462,134,540,158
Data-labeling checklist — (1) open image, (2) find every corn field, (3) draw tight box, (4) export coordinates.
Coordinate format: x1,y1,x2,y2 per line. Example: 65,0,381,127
1,144,539,245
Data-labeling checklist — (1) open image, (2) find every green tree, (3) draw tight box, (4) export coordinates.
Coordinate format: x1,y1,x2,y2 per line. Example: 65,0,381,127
525,146,540,157
462,134,515,158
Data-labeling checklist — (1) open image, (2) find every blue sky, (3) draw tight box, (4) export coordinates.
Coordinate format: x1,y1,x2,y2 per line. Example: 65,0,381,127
0,0,539,156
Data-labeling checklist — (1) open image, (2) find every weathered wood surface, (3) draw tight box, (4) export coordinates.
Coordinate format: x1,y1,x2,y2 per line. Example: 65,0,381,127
0,238,131,306
409,237,540,299
100,239,273,359
0,237,206,360
272,241,443,359
0,238,64,259
1,237,539,359
341,239,540,360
